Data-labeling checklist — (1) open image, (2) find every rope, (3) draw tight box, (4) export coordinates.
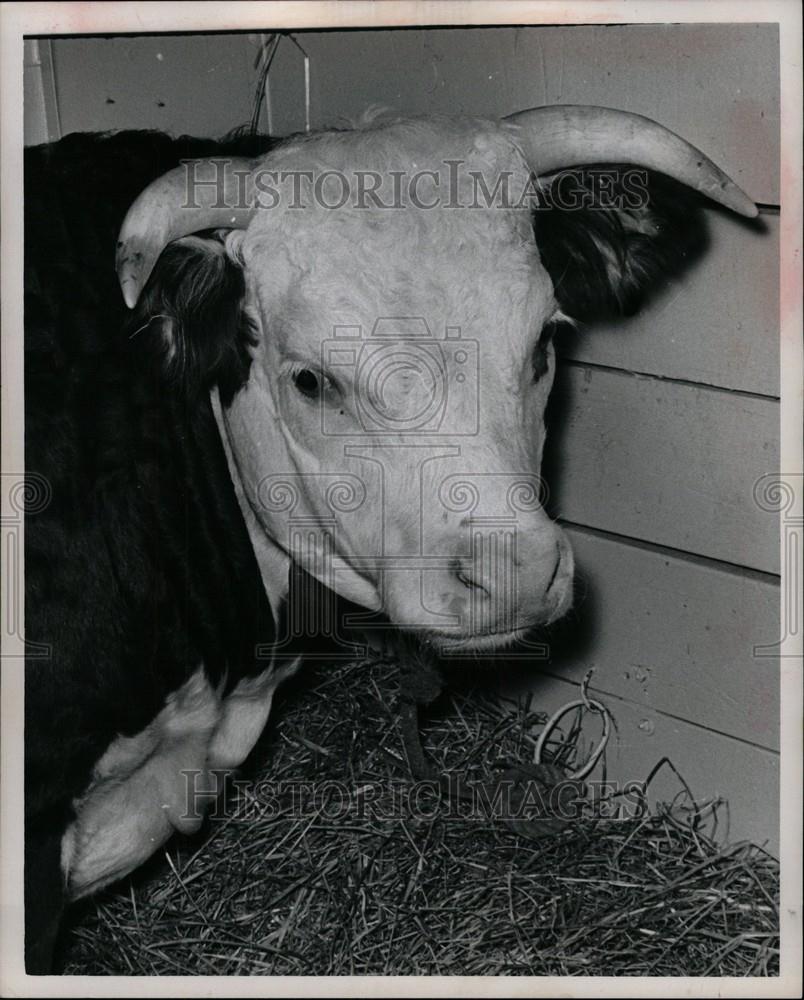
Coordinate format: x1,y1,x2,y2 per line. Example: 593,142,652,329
534,669,611,781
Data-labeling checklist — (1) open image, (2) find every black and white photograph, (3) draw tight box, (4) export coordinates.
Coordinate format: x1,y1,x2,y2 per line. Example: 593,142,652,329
1,1,801,994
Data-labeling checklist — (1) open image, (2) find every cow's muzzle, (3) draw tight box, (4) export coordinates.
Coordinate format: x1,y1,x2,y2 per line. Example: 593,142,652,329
384,521,574,651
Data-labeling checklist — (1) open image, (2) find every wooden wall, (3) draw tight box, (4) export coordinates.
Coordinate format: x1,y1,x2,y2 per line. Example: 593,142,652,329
25,26,780,850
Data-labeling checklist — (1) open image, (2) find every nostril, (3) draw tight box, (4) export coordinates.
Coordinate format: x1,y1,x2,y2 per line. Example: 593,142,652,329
452,560,490,597
545,544,562,594
456,568,483,593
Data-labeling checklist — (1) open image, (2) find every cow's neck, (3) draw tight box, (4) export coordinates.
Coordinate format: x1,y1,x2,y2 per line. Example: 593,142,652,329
210,386,290,621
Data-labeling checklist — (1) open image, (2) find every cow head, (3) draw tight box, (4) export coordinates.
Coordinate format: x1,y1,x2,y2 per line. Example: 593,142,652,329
117,107,756,652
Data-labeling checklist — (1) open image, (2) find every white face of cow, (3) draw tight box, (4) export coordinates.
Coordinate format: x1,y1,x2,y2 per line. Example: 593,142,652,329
217,119,574,651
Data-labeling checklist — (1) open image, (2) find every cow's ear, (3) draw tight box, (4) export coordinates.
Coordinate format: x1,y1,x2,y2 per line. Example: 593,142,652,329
125,230,256,405
531,169,709,322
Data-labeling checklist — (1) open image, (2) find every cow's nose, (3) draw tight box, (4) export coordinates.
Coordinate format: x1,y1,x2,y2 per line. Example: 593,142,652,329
442,526,572,632
452,559,492,599
544,542,562,594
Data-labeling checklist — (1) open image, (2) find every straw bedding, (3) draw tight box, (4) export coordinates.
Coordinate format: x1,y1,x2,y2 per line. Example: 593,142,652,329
60,656,779,976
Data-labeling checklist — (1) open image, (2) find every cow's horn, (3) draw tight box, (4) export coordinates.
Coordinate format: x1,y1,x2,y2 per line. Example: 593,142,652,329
116,157,258,308
502,105,757,218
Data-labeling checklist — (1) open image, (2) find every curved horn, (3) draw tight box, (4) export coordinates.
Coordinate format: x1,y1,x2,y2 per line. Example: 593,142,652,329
502,105,757,218
116,157,258,307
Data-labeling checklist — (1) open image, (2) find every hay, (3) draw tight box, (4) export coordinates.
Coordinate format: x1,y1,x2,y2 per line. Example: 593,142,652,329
60,657,779,976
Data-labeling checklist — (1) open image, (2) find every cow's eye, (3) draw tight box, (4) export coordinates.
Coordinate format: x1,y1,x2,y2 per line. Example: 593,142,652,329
293,368,323,398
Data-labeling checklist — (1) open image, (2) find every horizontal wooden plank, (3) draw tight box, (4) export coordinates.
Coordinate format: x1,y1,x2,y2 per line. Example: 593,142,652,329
501,674,779,853
50,35,257,140
270,25,780,204
544,366,780,574
43,27,779,202
547,527,779,751
557,211,779,398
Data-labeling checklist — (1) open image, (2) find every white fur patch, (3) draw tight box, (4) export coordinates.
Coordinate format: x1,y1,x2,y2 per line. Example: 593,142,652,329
209,657,302,769
62,659,299,900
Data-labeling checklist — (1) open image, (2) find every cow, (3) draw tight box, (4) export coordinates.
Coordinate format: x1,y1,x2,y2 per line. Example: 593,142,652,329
24,105,757,972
